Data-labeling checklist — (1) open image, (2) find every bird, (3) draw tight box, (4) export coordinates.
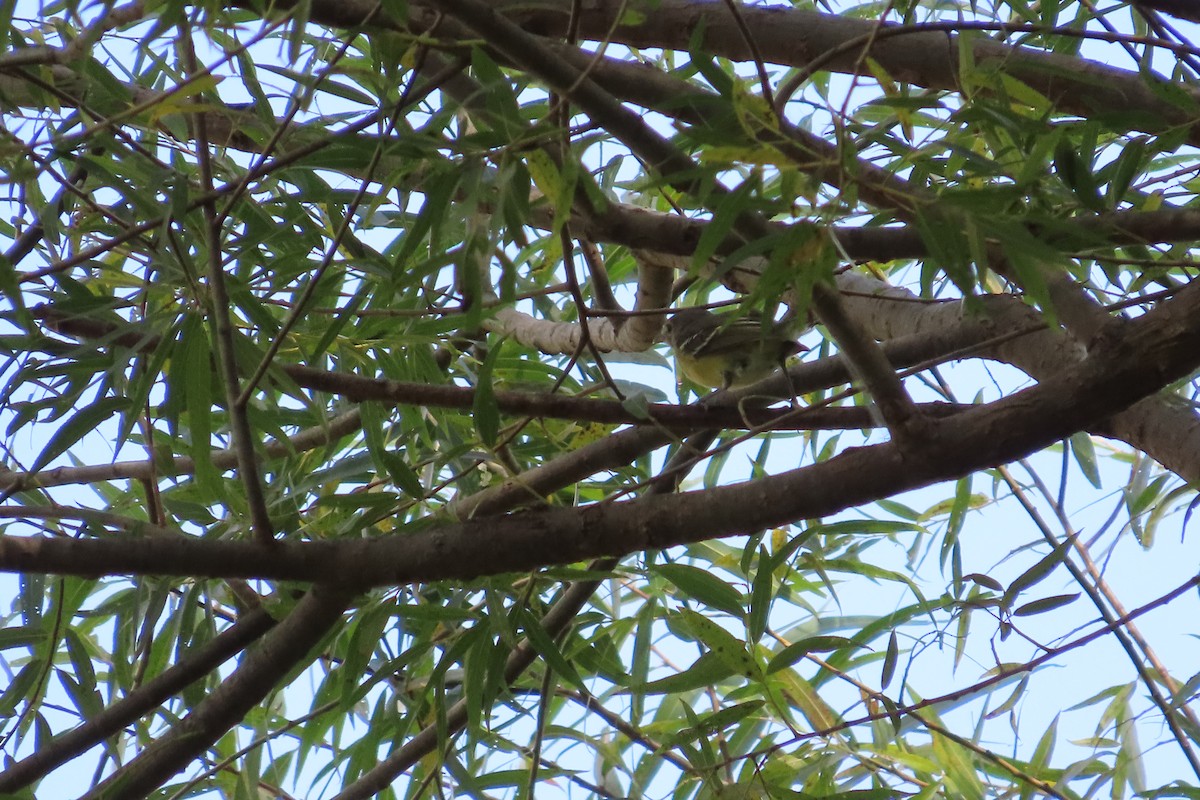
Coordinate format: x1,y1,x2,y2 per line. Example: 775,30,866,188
663,307,806,390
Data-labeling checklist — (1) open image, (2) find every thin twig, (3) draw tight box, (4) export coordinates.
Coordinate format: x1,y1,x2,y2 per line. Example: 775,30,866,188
181,24,275,545
1008,462,1200,780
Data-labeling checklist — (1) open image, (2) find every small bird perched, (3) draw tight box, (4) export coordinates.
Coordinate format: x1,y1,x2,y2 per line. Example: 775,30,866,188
663,307,807,390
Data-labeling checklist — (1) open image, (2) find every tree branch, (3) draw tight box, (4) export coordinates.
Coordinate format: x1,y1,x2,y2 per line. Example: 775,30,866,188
0,606,277,793
490,0,1200,146
79,585,355,800
5,276,1200,586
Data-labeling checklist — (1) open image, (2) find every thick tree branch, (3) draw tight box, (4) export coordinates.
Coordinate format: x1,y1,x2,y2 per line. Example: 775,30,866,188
837,271,1200,484
35,259,1200,502
5,276,1200,586
29,302,919,432
490,0,1200,146
0,403,908,492
246,0,1200,146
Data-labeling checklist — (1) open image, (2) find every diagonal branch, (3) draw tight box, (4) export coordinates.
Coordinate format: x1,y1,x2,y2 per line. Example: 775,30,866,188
14,50,1200,276
1000,463,1200,780
0,607,277,793
78,585,355,800
270,0,1200,146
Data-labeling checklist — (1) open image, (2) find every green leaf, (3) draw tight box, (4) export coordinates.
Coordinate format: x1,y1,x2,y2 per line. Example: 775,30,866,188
692,178,754,271
747,546,773,644
673,609,757,679
933,729,986,800
1070,432,1101,488
655,563,744,616
805,519,925,536
381,451,425,498
470,48,524,139
766,636,860,675
358,400,389,464
881,630,898,690
179,315,217,493
640,650,735,694
514,606,585,690
1054,136,1104,211
773,667,840,731
1029,714,1058,775
1107,136,1148,205
875,498,922,521
1014,593,1080,617
0,663,41,716
1003,535,1075,610
337,598,392,706
985,674,1029,719
912,207,975,296
472,339,502,447
29,395,131,473
661,700,765,748
0,626,46,651
0,253,28,329
963,573,1002,592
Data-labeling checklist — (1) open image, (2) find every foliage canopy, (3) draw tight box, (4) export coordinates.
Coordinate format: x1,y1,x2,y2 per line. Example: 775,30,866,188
2,0,1200,798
